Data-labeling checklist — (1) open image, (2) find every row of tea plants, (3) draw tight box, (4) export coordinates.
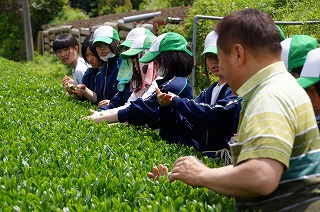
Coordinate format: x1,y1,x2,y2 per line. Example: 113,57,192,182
0,56,233,211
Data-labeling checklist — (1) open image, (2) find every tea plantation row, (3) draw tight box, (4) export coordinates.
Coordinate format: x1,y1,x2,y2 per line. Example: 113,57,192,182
0,57,233,211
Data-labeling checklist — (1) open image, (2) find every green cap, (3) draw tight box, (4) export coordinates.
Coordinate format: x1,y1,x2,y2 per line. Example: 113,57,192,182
93,25,120,45
297,48,320,88
201,30,218,56
119,27,154,49
139,32,192,63
276,25,286,41
280,34,318,72
120,34,157,59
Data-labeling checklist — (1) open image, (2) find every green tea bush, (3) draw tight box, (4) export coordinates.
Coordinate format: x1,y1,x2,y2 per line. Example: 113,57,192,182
0,56,234,210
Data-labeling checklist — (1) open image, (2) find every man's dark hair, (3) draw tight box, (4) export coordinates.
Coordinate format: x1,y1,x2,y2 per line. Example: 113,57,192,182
53,33,79,52
215,8,281,56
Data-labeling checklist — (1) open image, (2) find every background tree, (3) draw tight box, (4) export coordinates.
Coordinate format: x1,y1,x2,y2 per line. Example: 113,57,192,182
0,0,67,61
97,0,132,15
69,0,99,17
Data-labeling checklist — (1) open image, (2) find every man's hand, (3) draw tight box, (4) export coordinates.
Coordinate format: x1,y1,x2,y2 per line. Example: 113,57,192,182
148,156,208,187
168,156,207,186
148,164,170,181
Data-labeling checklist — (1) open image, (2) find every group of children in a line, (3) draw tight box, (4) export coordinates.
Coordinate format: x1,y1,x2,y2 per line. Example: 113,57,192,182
53,25,242,160
53,8,320,211
53,22,320,161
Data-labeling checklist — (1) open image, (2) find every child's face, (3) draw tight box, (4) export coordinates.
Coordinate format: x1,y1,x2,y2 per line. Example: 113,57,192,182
85,47,103,69
306,85,320,115
55,47,78,66
206,53,221,76
95,42,111,57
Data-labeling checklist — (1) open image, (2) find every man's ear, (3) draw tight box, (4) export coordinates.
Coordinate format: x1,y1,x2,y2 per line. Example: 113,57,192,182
234,44,245,65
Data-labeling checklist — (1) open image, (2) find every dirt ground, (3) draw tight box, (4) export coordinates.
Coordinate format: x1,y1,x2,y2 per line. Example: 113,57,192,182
55,6,190,29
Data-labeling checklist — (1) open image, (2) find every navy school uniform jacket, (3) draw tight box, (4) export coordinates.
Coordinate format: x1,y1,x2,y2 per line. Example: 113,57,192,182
159,82,241,154
94,56,122,103
117,76,193,129
100,82,132,110
82,67,99,97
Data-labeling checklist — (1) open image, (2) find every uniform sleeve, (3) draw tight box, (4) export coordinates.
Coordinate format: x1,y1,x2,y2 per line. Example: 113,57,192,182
108,83,132,109
171,90,239,128
117,92,160,128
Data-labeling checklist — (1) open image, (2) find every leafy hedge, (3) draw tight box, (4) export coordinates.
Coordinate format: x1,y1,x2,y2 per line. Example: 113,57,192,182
0,56,233,211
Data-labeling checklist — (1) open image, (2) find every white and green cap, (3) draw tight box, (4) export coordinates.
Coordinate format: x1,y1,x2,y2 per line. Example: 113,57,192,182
297,48,320,89
280,35,318,72
139,32,193,63
120,34,157,59
201,30,218,56
93,25,120,45
276,25,286,41
119,27,154,49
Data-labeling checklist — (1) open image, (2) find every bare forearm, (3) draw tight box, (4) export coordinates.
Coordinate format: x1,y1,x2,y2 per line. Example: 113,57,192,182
93,112,119,124
83,88,97,103
196,159,284,198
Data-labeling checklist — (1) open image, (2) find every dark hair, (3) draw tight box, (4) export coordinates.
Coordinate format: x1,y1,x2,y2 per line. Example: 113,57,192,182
130,55,143,90
109,40,120,56
204,58,209,78
155,51,193,79
53,33,79,52
291,66,303,77
81,34,103,64
215,9,281,56
315,81,320,96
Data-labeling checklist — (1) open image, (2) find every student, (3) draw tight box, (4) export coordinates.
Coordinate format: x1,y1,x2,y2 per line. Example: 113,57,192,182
118,27,154,51
280,34,318,78
84,32,194,132
91,25,122,107
297,47,320,129
53,33,89,94
71,34,105,102
111,34,158,108
100,28,156,110
149,9,320,211
156,30,240,159
85,34,158,117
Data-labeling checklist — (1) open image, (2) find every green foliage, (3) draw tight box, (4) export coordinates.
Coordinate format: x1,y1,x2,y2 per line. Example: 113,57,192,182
0,4,25,61
98,0,133,15
161,0,320,94
49,5,89,25
25,52,70,81
140,0,193,10
0,56,234,210
0,0,68,61
69,0,100,17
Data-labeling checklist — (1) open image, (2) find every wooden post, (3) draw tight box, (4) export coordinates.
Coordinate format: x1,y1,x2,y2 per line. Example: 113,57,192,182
22,0,34,61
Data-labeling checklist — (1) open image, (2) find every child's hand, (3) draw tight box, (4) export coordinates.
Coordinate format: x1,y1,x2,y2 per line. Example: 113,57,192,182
155,88,176,107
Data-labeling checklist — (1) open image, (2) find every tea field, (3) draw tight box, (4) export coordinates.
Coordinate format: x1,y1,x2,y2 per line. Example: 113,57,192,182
0,57,233,211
